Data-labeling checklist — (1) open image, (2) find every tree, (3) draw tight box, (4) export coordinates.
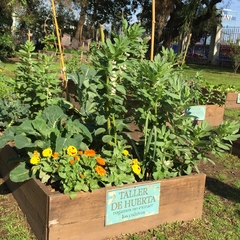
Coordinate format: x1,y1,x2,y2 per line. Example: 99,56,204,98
228,39,240,74
135,0,224,54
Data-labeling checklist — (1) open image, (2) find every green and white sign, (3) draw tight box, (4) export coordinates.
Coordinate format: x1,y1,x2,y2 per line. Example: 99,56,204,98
237,93,240,104
105,182,160,225
185,105,206,120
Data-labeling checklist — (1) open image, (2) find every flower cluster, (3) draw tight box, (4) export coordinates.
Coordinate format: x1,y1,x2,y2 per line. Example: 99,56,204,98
30,146,107,178
122,150,141,175
27,145,142,199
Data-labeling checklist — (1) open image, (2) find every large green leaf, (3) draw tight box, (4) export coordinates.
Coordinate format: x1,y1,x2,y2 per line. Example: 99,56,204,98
14,135,34,149
41,106,66,128
55,137,78,152
9,162,33,182
0,127,16,148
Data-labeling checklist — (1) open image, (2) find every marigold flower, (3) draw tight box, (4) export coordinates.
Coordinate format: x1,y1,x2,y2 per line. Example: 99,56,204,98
74,155,80,161
30,155,40,165
84,149,96,157
132,158,139,165
95,165,106,176
80,174,84,179
52,152,59,159
42,148,52,157
132,164,141,175
67,146,77,156
78,150,83,155
122,150,129,156
69,159,75,165
33,150,40,157
96,157,105,166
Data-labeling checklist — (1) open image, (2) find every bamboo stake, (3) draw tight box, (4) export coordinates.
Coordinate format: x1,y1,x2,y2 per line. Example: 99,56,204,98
181,33,192,66
27,29,31,41
51,0,67,88
150,0,155,61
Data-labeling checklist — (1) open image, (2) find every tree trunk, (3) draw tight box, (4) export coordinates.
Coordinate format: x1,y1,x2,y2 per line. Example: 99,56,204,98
75,0,88,42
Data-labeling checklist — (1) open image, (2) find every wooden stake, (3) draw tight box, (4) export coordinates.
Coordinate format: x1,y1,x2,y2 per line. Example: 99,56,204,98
150,0,155,61
51,0,67,89
181,33,192,66
27,29,31,41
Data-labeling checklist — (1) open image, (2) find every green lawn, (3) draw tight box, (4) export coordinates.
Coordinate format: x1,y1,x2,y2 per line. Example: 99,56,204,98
183,64,240,89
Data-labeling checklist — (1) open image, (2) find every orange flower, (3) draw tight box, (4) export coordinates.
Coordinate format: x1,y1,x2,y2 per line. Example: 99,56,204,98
69,159,75,165
74,155,80,161
67,146,77,156
78,150,83,155
33,150,40,158
80,174,84,179
95,166,106,176
52,152,59,159
96,157,105,166
84,149,96,157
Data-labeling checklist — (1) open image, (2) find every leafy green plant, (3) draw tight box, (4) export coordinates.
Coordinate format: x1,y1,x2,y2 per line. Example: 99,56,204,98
67,19,148,150
65,49,84,73
41,34,57,51
0,33,15,60
0,105,142,199
14,40,62,118
0,63,14,98
128,50,240,180
0,96,30,129
187,72,226,106
2,19,240,200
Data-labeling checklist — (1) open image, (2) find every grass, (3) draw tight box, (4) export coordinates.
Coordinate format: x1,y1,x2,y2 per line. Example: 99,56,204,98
0,178,36,239
0,62,240,239
183,64,240,89
1,59,61,78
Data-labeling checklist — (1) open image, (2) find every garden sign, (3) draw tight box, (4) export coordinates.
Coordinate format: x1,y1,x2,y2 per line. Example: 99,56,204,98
105,182,161,225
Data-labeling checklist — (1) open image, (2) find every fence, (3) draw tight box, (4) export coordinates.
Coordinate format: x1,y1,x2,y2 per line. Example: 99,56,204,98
220,27,240,44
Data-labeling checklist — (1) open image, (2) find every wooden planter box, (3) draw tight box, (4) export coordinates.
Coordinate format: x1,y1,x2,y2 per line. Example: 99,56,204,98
225,92,240,109
0,145,206,240
186,105,225,127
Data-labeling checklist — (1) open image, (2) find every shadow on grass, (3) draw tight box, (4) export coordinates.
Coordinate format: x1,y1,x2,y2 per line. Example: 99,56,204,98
0,177,11,195
205,176,240,204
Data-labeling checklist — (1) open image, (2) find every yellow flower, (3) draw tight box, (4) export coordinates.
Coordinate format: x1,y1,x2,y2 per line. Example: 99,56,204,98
0,69,2,73
122,150,129,156
95,166,106,176
96,157,105,166
84,149,96,157
42,148,52,157
67,146,77,156
132,164,141,175
30,155,40,165
132,158,139,165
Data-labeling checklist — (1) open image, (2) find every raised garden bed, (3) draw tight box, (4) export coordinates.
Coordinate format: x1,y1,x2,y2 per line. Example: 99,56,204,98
186,105,225,127
0,145,206,240
225,92,240,109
